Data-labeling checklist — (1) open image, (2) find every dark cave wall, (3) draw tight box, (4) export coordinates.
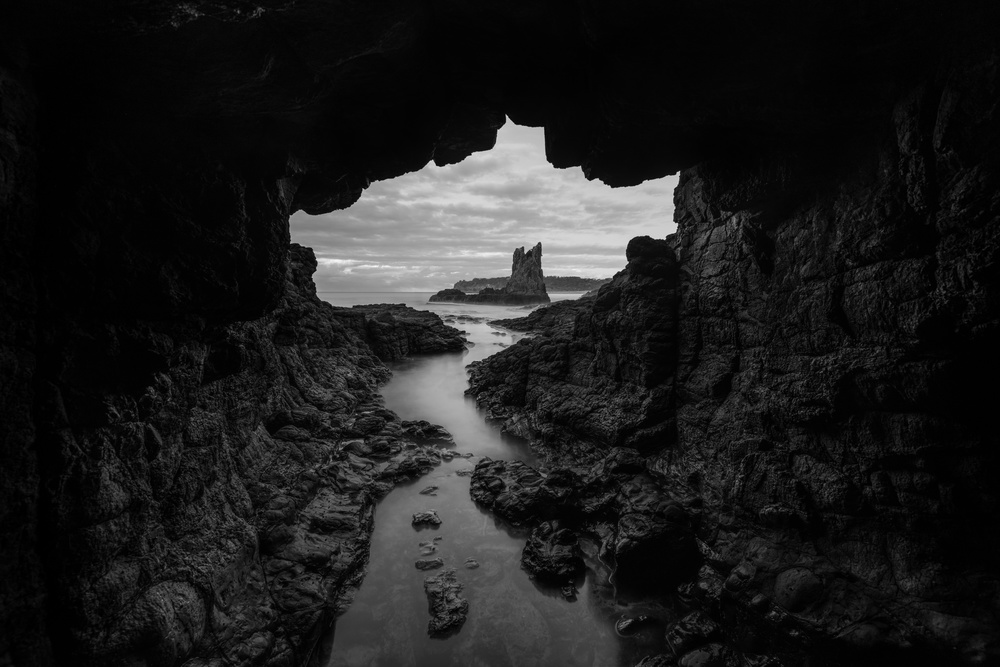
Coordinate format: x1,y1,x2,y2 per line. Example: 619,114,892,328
1,1,999,665
661,47,1000,655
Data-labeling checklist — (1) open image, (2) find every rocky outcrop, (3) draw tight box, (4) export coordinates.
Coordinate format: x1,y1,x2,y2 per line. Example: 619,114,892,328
468,236,676,454
8,241,464,667
465,35,1000,667
470,452,699,594
454,276,610,293
349,304,466,359
422,568,469,638
430,243,550,305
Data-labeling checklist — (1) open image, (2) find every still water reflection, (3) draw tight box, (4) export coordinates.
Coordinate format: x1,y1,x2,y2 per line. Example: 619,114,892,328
316,294,655,666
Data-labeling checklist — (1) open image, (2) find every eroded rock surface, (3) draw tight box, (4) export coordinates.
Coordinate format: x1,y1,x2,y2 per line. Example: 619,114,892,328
468,236,677,453
7,242,462,666
422,568,469,638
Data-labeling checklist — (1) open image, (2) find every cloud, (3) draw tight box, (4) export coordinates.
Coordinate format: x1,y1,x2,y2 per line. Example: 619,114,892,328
291,121,678,292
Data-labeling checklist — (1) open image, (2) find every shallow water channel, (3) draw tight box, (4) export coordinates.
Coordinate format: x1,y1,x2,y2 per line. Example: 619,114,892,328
315,294,665,667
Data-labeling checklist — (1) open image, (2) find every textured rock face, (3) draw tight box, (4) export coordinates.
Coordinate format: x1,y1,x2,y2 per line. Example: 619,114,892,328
2,2,1000,666
4,240,463,666
505,243,547,295
422,568,469,637
465,34,1000,667
468,236,677,453
430,243,550,305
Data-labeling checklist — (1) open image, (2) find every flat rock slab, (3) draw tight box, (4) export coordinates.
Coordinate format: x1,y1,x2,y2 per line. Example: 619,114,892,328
423,568,469,637
412,510,442,528
416,558,444,571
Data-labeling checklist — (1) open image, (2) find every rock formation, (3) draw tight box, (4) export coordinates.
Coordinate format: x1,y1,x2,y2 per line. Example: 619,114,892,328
2,2,1000,666
465,46,1000,666
422,568,469,637
430,243,550,305
469,236,676,453
454,276,610,293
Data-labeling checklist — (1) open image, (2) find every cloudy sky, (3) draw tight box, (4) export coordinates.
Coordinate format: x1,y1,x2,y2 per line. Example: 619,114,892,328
290,121,678,292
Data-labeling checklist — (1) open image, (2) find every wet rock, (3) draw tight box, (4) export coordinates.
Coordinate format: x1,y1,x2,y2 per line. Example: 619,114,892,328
423,568,469,638
665,611,722,657
415,558,444,571
615,615,659,636
463,558,480,569
773,568,824,613
419,486,439,496
402,421,456,448
412,511,442,528
418,541,438,556
521,521,584,583
466,238,677,452
611,479,699,588
677,642,732,667
350,304,467,359
560,585,578,601
635,656,674,667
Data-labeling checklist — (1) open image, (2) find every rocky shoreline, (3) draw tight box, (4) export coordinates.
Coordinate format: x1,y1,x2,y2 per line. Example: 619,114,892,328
43,243,469,666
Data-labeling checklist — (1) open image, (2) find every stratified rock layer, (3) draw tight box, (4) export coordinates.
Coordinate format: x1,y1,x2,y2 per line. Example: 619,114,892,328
430,243,550,305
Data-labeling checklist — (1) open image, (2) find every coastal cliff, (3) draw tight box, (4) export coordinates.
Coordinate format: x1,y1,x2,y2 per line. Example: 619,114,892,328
467,47,1000,664
2,2,999,665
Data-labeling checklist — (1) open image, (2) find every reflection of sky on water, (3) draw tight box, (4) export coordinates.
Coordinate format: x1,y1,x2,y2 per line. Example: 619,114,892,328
315,294,669,667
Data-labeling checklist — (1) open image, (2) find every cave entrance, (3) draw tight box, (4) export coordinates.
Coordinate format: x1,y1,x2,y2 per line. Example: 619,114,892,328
289,119,677,297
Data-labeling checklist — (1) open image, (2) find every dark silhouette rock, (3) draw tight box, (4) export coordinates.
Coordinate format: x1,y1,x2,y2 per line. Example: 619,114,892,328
455,276,610,292
430,243,550,305
423,568,469,637
350,304,467,359
521,521,584,583
665,611,722,657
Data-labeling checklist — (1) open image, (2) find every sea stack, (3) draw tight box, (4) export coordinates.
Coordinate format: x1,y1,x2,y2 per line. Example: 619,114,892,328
430,243,550,305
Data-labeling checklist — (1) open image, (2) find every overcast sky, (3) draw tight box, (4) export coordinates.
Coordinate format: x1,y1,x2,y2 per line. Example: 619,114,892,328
290,121,678,292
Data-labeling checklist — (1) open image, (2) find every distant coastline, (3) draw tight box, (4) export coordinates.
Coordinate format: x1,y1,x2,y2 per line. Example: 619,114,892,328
453,275,610,292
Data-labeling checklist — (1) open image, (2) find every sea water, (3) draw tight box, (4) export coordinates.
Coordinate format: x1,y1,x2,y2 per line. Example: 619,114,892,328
315,293,662,667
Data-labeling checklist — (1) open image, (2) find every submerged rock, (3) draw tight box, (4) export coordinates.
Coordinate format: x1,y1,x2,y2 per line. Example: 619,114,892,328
415,558,444,571
423,568,469,637
412,510,442,528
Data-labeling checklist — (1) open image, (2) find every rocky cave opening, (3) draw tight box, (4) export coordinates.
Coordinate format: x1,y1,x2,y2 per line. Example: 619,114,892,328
2,2,999,666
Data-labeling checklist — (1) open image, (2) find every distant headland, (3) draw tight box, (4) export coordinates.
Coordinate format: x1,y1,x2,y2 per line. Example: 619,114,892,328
429,243,551,305
453,275,610,293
